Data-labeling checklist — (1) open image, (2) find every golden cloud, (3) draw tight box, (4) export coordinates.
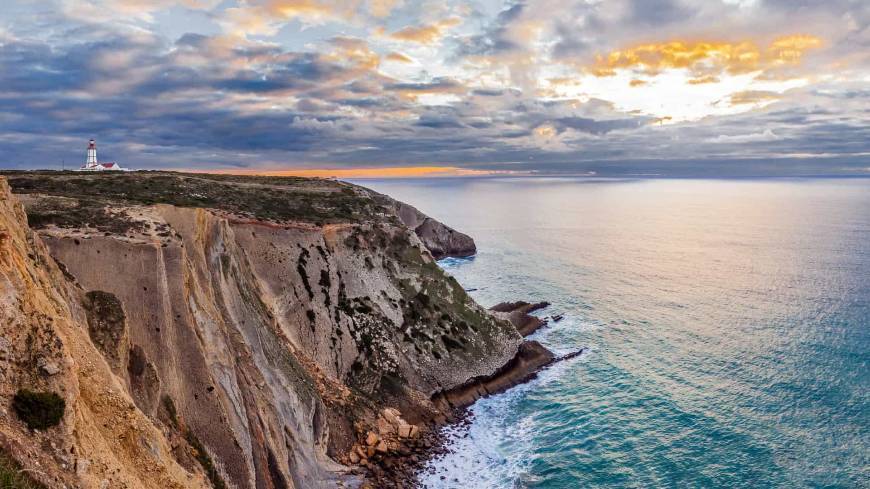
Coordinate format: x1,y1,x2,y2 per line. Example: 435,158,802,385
385,51,413,63
367,0,403,18
729,90,780,105
534,125,557,138
629,79,647,87
590,35,822,79
223,0,362,36
386,17,461,44
547,77,581,87
687,75,719,85
325,36,380,72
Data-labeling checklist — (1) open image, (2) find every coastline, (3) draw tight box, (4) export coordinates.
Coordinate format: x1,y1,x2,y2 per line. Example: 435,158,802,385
360,299,583,488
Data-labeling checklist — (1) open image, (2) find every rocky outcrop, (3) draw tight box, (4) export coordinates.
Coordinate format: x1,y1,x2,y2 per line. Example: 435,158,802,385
490,301,551,336
389,201,476,259
431,341,554,410
0,172,527,488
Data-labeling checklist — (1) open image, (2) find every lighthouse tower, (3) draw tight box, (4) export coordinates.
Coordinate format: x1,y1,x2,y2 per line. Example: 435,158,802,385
78,139,122,171
85,139,98,169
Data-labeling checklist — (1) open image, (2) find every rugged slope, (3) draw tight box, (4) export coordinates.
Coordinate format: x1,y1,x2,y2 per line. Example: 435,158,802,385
0,178,209,489
0,172,529,488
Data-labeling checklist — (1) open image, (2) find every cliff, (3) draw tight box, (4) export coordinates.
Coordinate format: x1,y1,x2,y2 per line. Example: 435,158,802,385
0,172,540,488
387,200,476,260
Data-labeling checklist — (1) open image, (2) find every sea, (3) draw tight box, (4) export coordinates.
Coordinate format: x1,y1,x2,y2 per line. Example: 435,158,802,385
356,177,870,489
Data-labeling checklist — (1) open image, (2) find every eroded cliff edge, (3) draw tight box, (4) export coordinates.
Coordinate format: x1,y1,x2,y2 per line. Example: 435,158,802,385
0,172,544,488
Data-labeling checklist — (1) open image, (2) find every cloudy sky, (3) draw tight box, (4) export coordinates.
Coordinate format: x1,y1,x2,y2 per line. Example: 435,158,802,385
1,0,868,176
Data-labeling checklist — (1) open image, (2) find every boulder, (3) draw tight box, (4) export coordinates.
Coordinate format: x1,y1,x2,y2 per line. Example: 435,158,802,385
375,440,388,453
38,357,61,376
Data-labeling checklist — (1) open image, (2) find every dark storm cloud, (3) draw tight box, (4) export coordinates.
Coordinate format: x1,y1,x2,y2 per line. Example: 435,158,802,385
551,116,644,134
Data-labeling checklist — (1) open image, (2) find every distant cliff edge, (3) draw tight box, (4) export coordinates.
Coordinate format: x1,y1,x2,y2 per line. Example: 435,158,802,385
0,172,550,489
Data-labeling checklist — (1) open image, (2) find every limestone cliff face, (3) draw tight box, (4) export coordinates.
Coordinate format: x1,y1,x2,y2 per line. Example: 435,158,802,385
388,200,476,259
0,179,210,489
0,173,522,488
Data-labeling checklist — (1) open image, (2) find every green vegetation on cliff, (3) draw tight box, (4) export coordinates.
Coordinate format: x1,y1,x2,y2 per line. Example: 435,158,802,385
0,450,45,489
11,390,65,431
2,171,395,227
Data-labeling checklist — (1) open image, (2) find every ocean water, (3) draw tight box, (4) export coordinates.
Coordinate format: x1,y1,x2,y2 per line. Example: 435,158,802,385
358,177,870,489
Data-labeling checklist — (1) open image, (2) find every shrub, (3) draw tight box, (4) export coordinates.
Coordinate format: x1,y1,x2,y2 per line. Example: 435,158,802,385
0,449,45,489
11,390,65,430
185,431,227,489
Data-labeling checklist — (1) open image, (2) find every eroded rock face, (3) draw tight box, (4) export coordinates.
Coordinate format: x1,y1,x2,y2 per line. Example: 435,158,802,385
0,179,210,489
490,301,551,336
390,200,477,259
82,290,128,370
0,173,523,488
431,341,555,410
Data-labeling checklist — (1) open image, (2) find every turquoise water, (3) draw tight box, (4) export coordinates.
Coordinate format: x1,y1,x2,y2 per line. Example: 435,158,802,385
357,178,870,489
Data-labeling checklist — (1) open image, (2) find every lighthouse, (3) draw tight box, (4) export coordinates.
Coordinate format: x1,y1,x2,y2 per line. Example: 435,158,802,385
78,139,122,171
85,139,98,168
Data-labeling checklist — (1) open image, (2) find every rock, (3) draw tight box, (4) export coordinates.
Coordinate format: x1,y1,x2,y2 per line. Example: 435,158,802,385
397,424,412,438
431,340,555,411
377,418,394,436
382,408,402,426
348,451,360,464
76,458,90,477
38,357,61,376
355,445,368,460
375,440,388,453
366,431,379,446
490,301,551,336
391,201,476,259
0,337,11,359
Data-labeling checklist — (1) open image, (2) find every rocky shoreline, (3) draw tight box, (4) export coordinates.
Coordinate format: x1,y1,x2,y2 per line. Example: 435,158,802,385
357,300,583,488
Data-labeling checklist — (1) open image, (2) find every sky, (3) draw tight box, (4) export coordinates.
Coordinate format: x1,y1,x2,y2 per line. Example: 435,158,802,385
0,0,868,176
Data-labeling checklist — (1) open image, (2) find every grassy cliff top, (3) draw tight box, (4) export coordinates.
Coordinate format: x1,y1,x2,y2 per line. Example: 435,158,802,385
1,171,395,227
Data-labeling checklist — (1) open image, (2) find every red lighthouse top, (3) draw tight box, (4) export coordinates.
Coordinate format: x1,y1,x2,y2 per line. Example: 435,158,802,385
88,139,96,149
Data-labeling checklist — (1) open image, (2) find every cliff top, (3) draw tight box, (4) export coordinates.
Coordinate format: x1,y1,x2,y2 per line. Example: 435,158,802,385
1,171,396,228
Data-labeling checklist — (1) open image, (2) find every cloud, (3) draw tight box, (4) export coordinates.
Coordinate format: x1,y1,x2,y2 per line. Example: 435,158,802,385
384,77,466,101
221,0,361,36
60,0,220,23
368,0,403,18
0,0,866,175
385,51,413,63
708,128,782,143
384,17,461,44
729,90,781,105
588,36,822,78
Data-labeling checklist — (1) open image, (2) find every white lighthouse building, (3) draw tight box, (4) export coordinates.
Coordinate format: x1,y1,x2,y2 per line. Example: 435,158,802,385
79,139,122,171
